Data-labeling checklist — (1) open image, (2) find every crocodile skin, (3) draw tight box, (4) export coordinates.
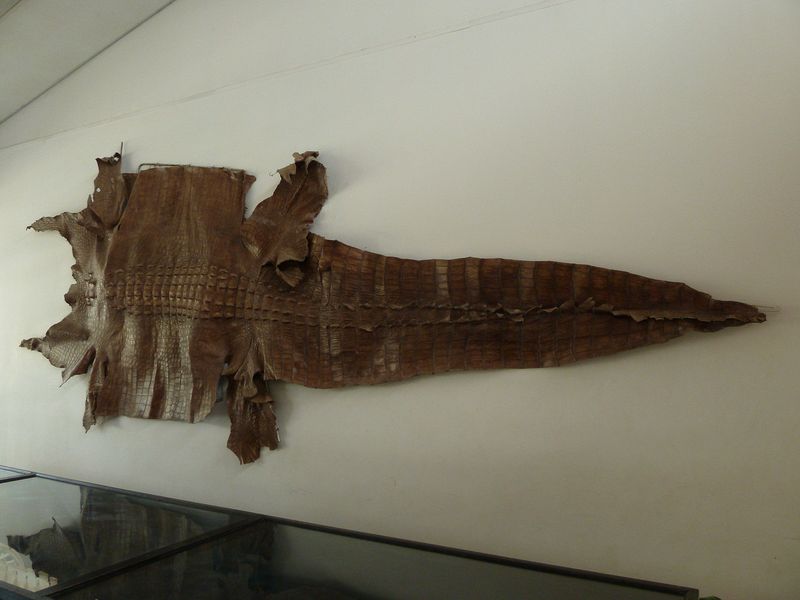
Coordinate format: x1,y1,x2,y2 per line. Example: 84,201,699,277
21,151,766,463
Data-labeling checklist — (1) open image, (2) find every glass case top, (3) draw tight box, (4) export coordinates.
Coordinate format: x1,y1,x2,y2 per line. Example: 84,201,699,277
0,477,247,594
56,520,693,600
0,468,27,482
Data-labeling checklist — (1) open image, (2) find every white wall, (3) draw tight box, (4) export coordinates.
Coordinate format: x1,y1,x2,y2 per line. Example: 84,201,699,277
1,1,798,598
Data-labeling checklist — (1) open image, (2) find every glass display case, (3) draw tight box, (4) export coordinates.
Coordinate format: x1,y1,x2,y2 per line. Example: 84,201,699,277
0,468,29,483
0,466,699,600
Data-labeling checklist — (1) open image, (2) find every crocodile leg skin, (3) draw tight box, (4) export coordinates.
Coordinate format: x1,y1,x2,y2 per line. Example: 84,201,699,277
21,151,766,463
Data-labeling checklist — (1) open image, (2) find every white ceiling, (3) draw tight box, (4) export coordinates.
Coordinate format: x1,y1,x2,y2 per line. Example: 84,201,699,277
0,0,173,125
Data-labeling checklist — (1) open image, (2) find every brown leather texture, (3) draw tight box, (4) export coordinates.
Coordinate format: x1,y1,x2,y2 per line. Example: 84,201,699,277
21,151,766,463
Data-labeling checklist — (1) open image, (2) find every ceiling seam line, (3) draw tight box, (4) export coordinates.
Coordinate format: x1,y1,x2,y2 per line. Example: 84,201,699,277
0,0,576,153
0,0,177,130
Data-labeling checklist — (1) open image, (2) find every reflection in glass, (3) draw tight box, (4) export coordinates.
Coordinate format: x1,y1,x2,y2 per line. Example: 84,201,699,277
0,477,243,593
59,522,360,600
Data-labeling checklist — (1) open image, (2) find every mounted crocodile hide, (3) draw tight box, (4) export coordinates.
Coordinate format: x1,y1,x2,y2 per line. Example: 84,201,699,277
21,150,766,463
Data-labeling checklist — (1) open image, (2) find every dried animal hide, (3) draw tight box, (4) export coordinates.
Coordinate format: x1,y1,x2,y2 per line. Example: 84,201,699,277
22,151,766,463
